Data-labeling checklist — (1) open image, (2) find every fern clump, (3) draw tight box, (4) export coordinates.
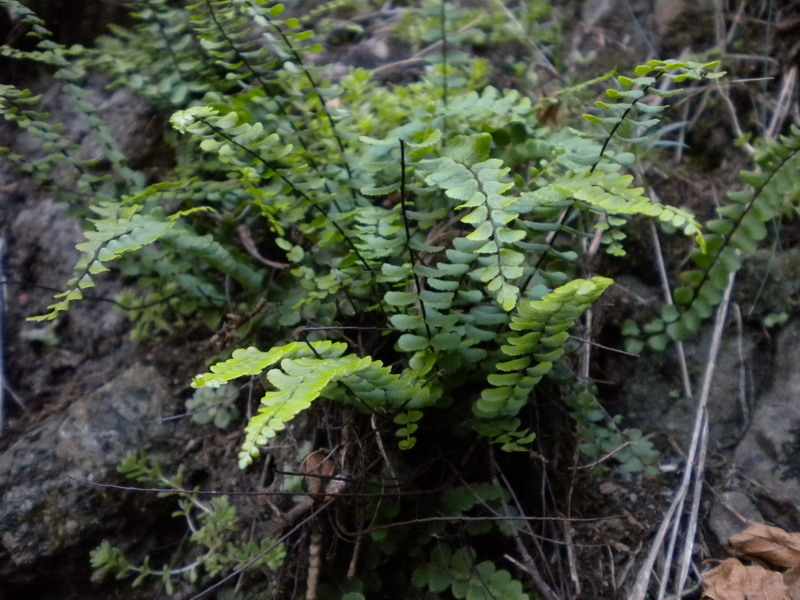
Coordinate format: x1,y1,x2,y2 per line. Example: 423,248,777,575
3,0,752,597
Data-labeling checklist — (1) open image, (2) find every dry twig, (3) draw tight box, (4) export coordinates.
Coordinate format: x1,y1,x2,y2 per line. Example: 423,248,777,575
628,270,736,600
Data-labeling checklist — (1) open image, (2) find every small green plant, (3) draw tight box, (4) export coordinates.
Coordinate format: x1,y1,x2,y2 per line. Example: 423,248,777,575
567,383,660,476
186,383,241,428
413,544,529,600
90,452,285,595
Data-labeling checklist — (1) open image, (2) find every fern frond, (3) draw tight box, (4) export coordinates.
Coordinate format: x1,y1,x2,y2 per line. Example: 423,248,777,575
475,276,613,419
420,133,527,311
0,0,51,38
0,84,118,203
29,176,265,321
161,226,263,290
581,59,723,172
663,125,800,342
187,0,279,86
171,106,293,181
351,205,407,264
29,204,175,321
95,0,221,107
443,86,533,132
193,342,342,388
528,171,705,251
194,341,430,467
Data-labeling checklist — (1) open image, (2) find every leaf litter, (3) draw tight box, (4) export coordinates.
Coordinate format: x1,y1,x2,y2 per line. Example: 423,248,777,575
702,522,800,600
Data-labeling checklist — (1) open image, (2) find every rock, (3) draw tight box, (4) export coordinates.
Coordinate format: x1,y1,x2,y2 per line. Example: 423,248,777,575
0,364,173,590
732,320,800,530
709,491,761,547
622,327,758,448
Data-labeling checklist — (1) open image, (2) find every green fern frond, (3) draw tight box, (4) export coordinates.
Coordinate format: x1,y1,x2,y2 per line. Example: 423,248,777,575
160,226,263,291
29,205,175,321
193,341,339,388
663,125,800,342
0,0,51,38
95,0,221,107
0,84,116,203
171,106,293,180
475,276,613,419
29,176,264,321
187,0,280,86
581,59,723,172
351,205,407,264
194,341,431,467
0,0,70,67
528,171,705,252
239,353,369,467
420,133,527,311
444,86,533,131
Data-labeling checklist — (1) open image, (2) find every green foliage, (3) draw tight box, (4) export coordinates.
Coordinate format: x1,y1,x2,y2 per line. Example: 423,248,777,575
476,276,612,420
567,384,660,476
193,341,432,467
419,133,528,311
664,126,800,341
5,0,771,597
186,383,240,428
413,544,529,600
90,452,285,594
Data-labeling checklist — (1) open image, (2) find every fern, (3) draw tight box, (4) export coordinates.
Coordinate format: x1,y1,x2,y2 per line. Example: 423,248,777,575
476,276,613,420
535,58,719,256
657,125,800,343
29,204,174,321
192,341,431,468
419,133,527,311
528,170,704,252
95,0,223,107
7,2,763,597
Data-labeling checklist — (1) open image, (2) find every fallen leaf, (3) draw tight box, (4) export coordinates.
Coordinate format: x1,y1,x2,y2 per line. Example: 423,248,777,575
702,558,790,600
784,565,800,600
729,522,800,568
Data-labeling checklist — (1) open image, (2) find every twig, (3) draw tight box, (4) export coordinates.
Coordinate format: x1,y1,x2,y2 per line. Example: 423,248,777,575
672,275,735,597
647,204,693,400
675,416,708,596
237,225,290,269
765,65,798,143
732,304,749,426
490,449,562,600
569,334,639,357
628,270,735,600
571,432,659,470
0,237,5,435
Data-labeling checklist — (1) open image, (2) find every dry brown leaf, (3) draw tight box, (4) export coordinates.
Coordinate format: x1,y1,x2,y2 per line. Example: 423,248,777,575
784,565,800,600
702,558,791,600
729,523,800,568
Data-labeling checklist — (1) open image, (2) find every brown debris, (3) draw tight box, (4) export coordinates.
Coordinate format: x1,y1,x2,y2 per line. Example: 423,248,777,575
728,522,800,569
702,523,800,600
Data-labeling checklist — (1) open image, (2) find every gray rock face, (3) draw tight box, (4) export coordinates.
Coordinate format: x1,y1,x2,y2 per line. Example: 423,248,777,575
623,328,758,448
732,320,800,530
0,364,170,587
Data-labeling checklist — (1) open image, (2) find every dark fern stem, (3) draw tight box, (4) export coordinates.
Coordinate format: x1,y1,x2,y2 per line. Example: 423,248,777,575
399,139,432,339
440,0,449,146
